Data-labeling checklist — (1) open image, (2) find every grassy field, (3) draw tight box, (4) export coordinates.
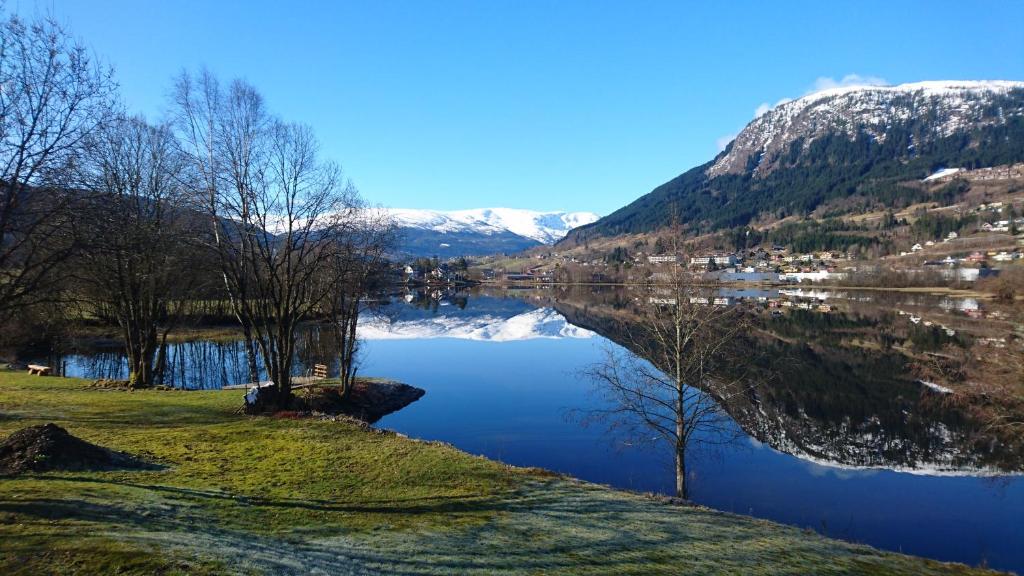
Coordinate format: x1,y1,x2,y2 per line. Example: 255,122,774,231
0,371,1005,575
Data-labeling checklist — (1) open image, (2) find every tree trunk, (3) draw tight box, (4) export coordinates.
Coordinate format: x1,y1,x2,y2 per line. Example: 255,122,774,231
674,311,687,499
240,323,260,385
675,441,687,499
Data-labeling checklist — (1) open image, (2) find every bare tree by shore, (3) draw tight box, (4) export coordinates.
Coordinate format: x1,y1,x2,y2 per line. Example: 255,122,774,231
318,205,397,399
0,11,115,322
584,271,756,499
173,70,366,408
73,115,203,389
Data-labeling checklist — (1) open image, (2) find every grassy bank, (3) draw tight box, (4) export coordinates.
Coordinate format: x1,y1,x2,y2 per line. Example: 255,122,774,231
0,371,1003,575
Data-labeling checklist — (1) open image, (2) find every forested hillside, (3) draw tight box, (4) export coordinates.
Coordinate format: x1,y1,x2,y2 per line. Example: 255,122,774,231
566,84,1024,242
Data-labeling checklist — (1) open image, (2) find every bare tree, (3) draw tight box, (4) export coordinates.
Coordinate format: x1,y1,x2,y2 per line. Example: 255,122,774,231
0,11,115,321
172,70,262,384
73,115,201,388
584,271,755,499
318,205,396,398
174,71,360,408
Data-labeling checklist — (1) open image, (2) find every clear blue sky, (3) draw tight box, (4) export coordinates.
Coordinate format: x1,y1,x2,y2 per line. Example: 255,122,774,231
13,0,1024,214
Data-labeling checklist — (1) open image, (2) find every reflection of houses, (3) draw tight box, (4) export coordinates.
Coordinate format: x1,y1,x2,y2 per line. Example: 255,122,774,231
505,273,536,282
648,297,677,305
779,270,845,282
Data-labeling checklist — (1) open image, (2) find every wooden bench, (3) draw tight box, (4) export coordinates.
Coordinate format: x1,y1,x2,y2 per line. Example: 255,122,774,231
27,364,52,376
313,364,328,379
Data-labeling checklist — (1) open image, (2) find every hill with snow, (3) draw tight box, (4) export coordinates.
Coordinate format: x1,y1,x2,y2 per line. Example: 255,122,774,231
708,80,1024,178
390,208,598,257
566,80,1024,241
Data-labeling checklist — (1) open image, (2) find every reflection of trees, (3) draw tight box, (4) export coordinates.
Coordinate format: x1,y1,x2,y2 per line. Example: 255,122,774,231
61,328,344,390
581,279,762,499
556,295,1024,474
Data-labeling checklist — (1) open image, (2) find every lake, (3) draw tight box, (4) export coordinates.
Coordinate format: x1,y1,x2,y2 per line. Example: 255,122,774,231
39,286,1024,573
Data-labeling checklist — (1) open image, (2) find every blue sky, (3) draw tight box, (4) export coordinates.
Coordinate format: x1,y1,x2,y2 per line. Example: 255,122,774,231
13,0,1024,214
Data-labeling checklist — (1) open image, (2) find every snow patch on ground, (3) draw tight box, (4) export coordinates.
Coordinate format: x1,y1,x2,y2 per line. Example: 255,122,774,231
924,168,961,181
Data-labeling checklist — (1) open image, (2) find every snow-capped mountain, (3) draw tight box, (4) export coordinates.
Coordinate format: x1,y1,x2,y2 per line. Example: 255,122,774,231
390,208,598,244
566,79,1024,242
709,80,1024,178
390,208,598,257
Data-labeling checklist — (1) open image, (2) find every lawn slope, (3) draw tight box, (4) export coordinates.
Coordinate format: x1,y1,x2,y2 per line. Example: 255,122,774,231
0,372,1003,575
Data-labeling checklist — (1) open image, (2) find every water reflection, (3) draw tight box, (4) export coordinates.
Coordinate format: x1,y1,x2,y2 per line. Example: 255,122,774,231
552,286,1024,475
55,327,345,389
26,286,1024,571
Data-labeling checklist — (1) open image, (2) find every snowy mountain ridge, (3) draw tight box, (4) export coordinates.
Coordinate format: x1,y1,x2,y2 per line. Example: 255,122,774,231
708,80,1024,178
389,208,599,245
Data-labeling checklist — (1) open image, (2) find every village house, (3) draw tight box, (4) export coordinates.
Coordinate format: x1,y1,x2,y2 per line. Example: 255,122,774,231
714,254,738,266
648,255,678,264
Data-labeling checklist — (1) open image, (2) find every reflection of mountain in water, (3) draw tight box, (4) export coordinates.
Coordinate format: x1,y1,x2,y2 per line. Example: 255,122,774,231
550,296,1022,476
364,293,598,338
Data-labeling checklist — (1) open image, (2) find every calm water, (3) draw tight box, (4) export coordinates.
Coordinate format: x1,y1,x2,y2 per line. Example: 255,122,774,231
44,288,1024,573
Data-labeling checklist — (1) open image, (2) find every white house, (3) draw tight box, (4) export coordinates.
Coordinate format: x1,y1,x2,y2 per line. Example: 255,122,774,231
714,254,737,266
648,255,678,264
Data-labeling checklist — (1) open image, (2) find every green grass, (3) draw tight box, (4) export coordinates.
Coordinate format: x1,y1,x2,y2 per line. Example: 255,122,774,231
0,371,1004,575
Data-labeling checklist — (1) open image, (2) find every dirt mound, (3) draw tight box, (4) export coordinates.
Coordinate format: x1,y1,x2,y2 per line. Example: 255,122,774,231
0,423,153,475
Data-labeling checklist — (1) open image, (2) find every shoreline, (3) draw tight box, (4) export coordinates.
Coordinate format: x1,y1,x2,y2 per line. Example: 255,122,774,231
480,279,994,296
0,370,1007,575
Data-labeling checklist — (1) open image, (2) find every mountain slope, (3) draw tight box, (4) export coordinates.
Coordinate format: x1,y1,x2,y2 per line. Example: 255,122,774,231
566,80,1024,242
391,208,598,257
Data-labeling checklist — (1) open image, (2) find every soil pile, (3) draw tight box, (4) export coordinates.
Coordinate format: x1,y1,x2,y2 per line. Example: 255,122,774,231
0,423,151,475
